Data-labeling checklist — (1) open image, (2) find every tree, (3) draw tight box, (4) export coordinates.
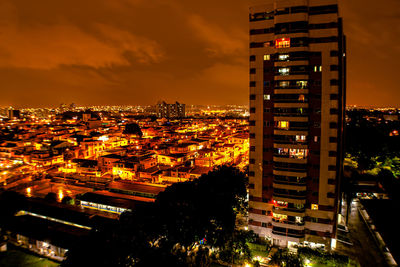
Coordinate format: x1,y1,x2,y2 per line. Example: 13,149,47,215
44,192,58,202
123,123,143,137
61,196,75,205
63,166,248,267
269,249,303,267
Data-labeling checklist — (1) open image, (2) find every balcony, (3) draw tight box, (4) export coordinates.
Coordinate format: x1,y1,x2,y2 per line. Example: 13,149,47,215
273,176,306,186
272,227,305,238
273,192,306,200
273,164,307,173
273,205,306,214
272,217,305,227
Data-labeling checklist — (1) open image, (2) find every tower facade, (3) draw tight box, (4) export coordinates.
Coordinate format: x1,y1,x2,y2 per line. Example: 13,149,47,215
248,0,346,249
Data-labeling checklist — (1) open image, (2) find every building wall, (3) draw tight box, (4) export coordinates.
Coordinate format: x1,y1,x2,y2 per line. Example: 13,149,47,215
249,0,345,249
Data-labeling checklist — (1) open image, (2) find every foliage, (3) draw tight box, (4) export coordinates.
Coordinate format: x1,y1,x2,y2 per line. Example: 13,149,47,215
297,247,349,267
269,248,303,267
61,196,74,205
123,123,143,137
44,192,58,203
218,230,256,264
63,166,248,267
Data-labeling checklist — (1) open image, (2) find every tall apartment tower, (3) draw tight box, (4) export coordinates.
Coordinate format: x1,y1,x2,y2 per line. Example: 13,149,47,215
248,0,346,249
156,101,186,119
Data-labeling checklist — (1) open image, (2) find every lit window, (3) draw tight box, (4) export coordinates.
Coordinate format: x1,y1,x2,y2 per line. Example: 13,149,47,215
314,66,322,72
264,42,271,47
296,81,308,89
264,94,271,100
311,204,319,210
289,149,308,159
279,68,290,75
280,81,290,88
264,54,271,61
278,54,289,61
314,136,319,142
298,94,305,102
277,121,289,130
275,38,290,48
296,135,306,142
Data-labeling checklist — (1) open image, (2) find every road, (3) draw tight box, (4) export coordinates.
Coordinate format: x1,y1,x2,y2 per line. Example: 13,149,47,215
336,199,388,267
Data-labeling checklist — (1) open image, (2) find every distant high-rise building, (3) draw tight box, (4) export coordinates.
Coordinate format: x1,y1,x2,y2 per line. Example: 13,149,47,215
248,0,346,249
8,109,20,120
157,101,186,119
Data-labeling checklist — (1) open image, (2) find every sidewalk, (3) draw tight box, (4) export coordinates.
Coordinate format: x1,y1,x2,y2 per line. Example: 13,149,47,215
336,199,388,267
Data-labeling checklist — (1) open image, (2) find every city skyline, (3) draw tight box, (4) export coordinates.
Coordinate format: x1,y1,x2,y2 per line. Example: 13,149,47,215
0,0,399,107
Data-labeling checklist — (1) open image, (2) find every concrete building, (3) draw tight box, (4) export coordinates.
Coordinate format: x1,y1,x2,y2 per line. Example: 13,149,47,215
248,0,346,249
156,101,186,119
8,109,20,120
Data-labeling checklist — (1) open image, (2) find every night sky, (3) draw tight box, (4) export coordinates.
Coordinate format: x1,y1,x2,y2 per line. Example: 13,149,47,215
0,0,399,107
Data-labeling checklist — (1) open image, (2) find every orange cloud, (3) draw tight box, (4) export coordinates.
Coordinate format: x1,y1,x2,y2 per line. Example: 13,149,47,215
0,22,164,69
188,14,247,56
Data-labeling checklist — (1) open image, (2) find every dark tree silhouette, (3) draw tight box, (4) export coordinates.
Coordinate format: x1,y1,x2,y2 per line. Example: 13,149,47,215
123,123,143,137
44,192,58,202
62,166,248,267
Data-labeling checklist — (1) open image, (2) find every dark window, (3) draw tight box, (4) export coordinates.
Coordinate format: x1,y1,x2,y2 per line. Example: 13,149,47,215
309,22,338,29
330,108,338,115
330,50,339,57
250,146,256,151
250,108,256,113
330,65,339,71
312,192,318,197
250,94,256,100
275,7,290,15
250,28,274,35
250,42,264,48
250,12,274,22
250,81,256,87
262,223,268,228
330,94,338,100
329,151,337,157
249,171,255,177
330,79,339,86
310,36,338,43
250,68,256,74
250,158,256,164
327,192,335,198
309,5,338,15
249,183,255,189
264,108,271,113
330,122,338,129
250,133,256,139
262,210,267,215
291,6,308,13
250,55,256,61
249,120,255,126
329,137,338,143
328,165,336,171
